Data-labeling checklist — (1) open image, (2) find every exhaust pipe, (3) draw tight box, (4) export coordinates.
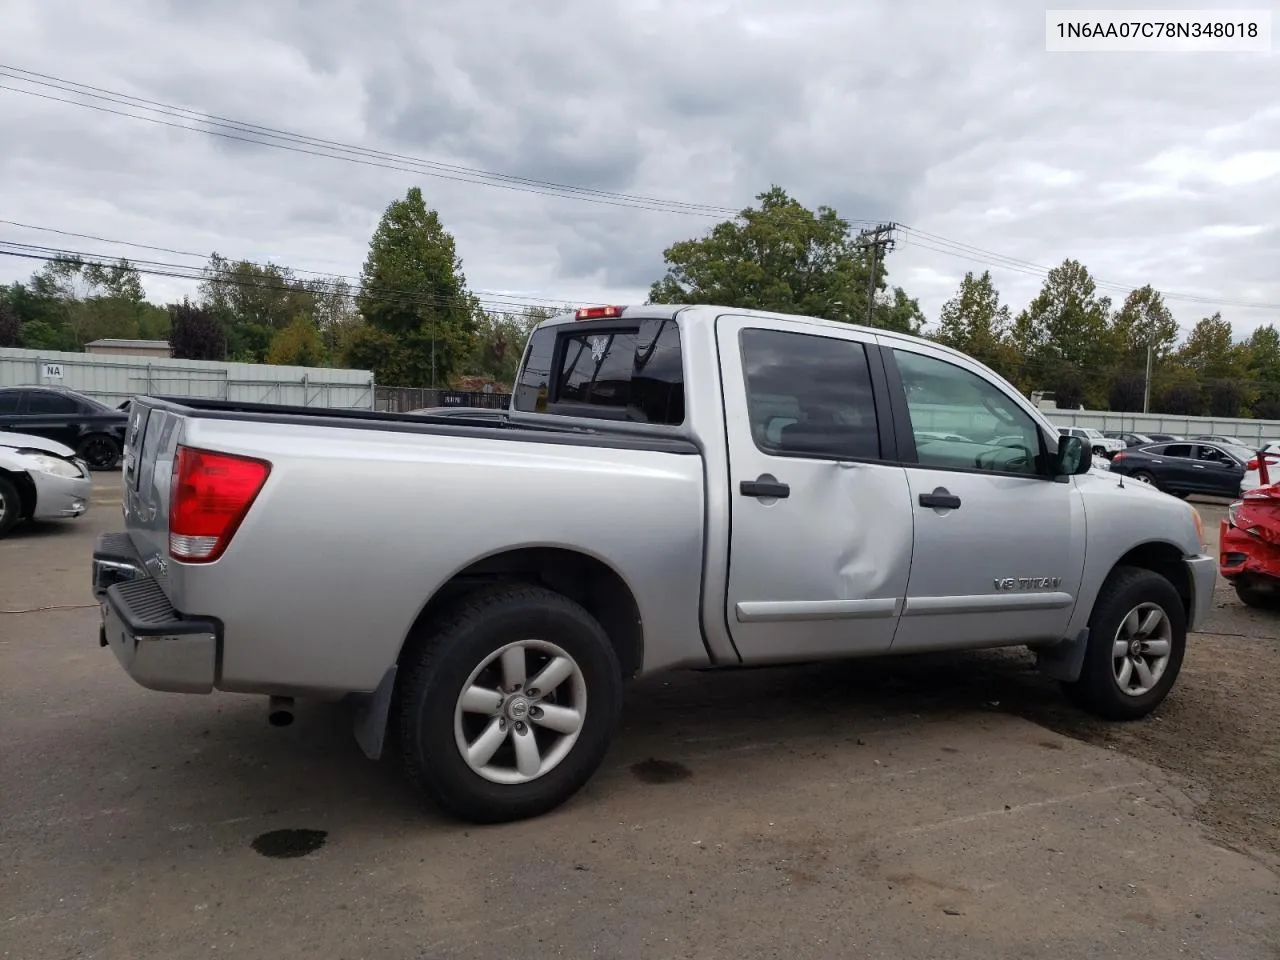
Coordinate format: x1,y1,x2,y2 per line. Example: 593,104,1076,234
268,696,295,727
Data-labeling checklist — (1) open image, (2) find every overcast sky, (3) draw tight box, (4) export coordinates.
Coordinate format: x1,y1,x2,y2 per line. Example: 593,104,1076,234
1,0,1277,341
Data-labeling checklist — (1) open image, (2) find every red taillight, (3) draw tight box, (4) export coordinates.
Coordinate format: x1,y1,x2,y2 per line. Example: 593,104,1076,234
169,445,271,563
1248,458,1260,470
1112,452,1125,461
575,305,624,320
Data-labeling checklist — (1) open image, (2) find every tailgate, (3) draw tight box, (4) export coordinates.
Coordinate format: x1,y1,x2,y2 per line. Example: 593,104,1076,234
119,399,186,594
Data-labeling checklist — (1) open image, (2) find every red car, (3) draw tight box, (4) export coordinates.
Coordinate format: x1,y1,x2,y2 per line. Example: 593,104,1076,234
1220,459,1280,608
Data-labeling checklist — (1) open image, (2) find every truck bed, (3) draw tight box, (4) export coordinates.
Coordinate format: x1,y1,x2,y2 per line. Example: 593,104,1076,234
115,394,711,697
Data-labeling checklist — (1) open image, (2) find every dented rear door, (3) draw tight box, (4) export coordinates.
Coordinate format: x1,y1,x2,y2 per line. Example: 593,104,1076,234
716,314,912,664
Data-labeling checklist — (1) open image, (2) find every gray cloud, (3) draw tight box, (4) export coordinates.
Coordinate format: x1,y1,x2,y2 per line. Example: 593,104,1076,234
1,0,1278,340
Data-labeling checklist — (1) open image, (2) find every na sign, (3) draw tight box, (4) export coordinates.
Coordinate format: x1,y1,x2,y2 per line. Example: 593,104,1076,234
42,362,64,380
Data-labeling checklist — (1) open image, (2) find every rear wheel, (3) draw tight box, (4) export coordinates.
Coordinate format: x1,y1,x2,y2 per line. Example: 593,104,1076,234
397,583,623,823
0,475,21,538
1063,566,1186,720
1131,470,1157,487
77,434,120,471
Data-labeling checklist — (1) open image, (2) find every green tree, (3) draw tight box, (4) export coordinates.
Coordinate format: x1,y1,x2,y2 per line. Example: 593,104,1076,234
266,314,328,367
932,270,1018,380
1010,259,1112,401
0,298,18,347
1177,312,1239,380
1243,324,1280,419
169,300,226,361
470,305,561,385
873,287,926,335
1108,285,1179,370
1156,380,1202,416
356,187,478,387
1107,371,1146,412
648,186,916,329
198,254,317,362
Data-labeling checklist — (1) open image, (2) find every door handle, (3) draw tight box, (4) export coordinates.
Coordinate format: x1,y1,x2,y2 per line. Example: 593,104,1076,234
919,490,962,510
740,478,790,499
1193,464,1205,469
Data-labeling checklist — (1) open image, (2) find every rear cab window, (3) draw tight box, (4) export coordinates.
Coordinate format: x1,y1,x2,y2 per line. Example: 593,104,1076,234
513,316,685,425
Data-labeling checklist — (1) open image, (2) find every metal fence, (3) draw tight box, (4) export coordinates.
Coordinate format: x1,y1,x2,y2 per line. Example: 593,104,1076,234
376,387,512,413
0,346,376,409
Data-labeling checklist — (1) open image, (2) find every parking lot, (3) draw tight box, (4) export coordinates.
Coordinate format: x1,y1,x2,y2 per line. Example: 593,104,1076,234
3,477,1279,959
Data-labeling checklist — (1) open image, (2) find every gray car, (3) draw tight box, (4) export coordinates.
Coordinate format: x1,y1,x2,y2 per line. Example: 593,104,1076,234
93,304,1216,823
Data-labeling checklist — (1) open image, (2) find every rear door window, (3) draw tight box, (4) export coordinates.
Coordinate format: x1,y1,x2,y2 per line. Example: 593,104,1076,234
739,328,883,461
0,390,21,414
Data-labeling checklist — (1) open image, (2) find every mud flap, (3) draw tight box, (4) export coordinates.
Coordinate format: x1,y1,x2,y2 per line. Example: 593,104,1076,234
351,665,398,760
1035,627,1091,682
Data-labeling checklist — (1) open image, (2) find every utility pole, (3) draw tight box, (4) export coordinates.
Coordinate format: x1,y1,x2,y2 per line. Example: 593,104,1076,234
856,223,897,326
1142,343,1153,413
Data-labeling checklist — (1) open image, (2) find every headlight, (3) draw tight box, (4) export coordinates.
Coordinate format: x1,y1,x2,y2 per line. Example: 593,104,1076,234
1227,500,1242,528
24,453,83,479
1190,503,1204,543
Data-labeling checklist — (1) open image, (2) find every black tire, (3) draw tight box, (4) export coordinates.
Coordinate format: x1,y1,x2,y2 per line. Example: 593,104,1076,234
0,475,21,539
77,434,120,471
1234,581,1280,610
1131,470,1157,488
1063,566,1186,720
1092,446,1106,458
397,583,622,824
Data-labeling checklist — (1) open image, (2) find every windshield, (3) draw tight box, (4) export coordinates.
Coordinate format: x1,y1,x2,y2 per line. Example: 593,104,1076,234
1223,444,1257,463
1084,428,1104,438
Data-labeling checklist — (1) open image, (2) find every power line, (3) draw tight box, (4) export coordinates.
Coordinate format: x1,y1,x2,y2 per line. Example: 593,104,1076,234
0,65,881,224
0,218,592,309
0,240,572,321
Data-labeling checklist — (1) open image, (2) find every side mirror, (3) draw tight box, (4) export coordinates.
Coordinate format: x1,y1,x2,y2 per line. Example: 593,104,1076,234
1054,434,1092,477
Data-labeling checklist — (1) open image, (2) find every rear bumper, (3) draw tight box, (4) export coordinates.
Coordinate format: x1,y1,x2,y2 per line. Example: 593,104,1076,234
93,535,219,694
92,531,145,598
30,469,92,520
1185,553,1218,632
1219,519,1280,582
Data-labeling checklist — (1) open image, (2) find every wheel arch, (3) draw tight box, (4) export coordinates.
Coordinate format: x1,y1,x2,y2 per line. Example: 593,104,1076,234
1038,539,1191,684
1110,540,1192,620
401,544,645,681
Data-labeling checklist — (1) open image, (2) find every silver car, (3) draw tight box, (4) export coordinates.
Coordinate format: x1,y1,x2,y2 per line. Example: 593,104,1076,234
0,431,93,538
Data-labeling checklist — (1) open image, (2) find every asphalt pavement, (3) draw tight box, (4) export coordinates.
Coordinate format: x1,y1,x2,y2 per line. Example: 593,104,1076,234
2,477,1277,959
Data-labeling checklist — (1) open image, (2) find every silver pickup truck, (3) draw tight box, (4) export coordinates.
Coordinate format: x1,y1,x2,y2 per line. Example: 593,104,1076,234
92,304,1216,823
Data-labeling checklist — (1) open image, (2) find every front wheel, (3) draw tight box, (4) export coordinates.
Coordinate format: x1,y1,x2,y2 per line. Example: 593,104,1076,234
1063,566,1186,720
397,583,622,823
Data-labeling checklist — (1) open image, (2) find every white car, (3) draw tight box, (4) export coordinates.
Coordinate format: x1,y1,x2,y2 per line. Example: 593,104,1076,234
0,431,94,538
1057,426,1125,457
